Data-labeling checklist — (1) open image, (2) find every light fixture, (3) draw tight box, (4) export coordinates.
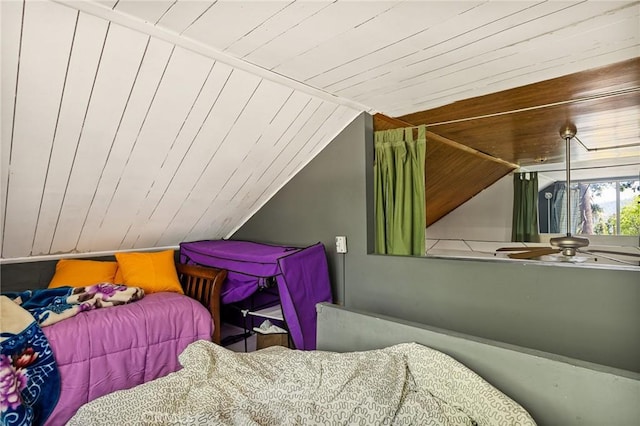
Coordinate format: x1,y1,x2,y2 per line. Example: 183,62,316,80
549,122,589,256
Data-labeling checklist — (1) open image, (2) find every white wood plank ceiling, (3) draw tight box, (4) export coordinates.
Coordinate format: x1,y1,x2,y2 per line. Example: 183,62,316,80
1,0,638,260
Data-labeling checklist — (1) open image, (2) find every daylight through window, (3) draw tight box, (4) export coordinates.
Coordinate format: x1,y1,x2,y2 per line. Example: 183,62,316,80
538,178,640,236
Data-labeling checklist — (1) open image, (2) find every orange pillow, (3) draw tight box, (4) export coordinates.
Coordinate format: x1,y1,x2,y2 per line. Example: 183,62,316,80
48,259,118,288
115,250,183,294
113,267,124,284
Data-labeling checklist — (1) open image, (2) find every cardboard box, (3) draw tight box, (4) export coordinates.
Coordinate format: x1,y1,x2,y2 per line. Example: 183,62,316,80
256,332,290,350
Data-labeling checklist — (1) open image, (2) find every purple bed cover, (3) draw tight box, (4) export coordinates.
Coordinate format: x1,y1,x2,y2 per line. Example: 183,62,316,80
42,292,213,425
179,240,333,350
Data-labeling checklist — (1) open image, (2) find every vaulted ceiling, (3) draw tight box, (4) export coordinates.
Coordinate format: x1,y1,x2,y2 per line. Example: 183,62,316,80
2,0,638,260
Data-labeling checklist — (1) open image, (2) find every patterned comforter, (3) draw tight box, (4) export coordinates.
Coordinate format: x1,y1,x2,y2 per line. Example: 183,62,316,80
69,341,536,425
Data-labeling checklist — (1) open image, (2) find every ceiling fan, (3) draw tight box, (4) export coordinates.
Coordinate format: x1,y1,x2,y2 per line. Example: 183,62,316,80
497,123,640,265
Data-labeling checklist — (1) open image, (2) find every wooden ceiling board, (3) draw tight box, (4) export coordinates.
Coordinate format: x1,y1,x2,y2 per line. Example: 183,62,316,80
73,37,175,253
337,3,585,98
31,12,111,256
182,2,294,53
157,99,348,246
100,66,264,251
3,0,78,258
399,58,640,125
150,76,298,244
355,2,639,115
310,1,487,91
185,81,296,202
385,46,640,118
226,92,318,208
426,139,515,226
425,93,637,165
117,62,237,250
245,99,329,191
126,77,296,249
95,0,117,9
274,103,342,182
87,47,216,251
113,0,174,25
155,1,212,35
242,2,399,71
3,0,638,260
396,59,640,168
281,1,475,85
222,2,331,59
49,23,152,255
129,62,239,249
231,100,337,214
329,1,551,101
1,0,25,259
195,104,355,242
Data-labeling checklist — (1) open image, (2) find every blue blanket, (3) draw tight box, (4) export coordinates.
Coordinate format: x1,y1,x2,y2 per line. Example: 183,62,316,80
1,297,59,426
1,284,144,425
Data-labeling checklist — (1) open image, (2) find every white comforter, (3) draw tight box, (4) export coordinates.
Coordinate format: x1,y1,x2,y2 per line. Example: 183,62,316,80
69,341,536,425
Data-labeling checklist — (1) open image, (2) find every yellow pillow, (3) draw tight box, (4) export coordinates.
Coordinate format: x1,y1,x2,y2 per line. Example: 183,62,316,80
115,250,183,294
48,259,118,288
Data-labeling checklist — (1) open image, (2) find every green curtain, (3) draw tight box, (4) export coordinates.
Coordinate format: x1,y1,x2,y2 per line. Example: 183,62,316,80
512,172,540,242
374,125,426,255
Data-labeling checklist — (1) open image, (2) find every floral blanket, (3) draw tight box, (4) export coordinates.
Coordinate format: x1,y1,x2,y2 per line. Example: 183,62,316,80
4,283,144,327
1,284,144,425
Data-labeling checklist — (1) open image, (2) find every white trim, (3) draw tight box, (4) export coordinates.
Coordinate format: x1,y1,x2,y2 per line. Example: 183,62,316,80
0,245,179,264
51,0,374,114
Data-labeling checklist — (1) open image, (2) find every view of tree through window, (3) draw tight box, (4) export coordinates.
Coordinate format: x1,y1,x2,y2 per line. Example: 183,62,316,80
539,178,640,236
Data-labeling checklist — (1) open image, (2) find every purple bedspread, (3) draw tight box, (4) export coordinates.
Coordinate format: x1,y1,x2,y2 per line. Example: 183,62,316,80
42,292,213,425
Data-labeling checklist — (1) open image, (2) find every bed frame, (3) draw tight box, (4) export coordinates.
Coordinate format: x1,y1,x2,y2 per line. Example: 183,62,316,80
316,303,640,426
176,263,227,345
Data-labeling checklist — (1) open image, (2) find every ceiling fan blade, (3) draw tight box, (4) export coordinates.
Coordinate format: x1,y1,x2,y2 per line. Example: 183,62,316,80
579,249,640,267
585,249,640,258
496,246,553,252
507,248,561,259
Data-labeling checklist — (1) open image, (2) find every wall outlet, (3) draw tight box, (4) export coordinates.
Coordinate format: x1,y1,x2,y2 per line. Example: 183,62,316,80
335,236,347,253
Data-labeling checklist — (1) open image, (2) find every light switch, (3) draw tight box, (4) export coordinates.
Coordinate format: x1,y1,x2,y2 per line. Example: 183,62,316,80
335,236,347,253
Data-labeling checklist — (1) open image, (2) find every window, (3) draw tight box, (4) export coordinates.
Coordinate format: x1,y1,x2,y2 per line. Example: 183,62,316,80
539,178,640,236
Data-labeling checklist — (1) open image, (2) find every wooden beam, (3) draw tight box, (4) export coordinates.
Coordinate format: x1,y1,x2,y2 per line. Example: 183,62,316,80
374,113,518,169
426,131,518,170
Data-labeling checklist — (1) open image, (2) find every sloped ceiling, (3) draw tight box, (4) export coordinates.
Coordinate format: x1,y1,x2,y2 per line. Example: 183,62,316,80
1,0,638,260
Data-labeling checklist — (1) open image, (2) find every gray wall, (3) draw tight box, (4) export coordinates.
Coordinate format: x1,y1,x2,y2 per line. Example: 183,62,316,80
317,303,640,426
233,113,640,373
1,260,59,292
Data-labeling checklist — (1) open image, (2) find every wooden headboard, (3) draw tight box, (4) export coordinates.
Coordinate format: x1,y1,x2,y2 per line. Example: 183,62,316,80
176,263,227,345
